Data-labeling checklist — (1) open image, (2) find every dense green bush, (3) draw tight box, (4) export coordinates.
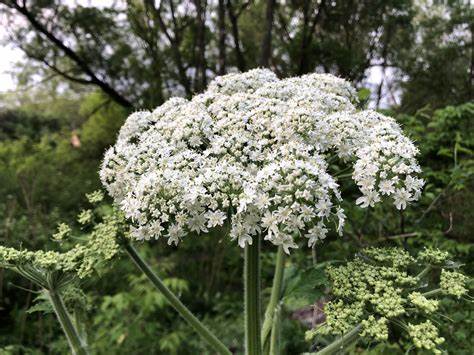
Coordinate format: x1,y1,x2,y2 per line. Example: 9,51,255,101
0,95,472,354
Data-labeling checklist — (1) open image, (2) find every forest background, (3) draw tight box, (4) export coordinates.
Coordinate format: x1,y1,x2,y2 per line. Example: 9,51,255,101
0,0,472,353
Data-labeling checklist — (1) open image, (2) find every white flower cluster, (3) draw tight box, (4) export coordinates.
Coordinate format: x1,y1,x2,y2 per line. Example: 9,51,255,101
100,69,423,252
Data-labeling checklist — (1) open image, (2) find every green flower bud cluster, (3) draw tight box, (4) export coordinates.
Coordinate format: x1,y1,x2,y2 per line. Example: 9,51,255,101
0,246,78,271
418,247,450,264
77,209,94,225
360,315,388,341
307,247,468,354
362,247,414,268
318,300,364,335
0,191,126,287
408,321,445,354
408,292,439,313
86,190,104,204
440,269,468,298
52,223,72,242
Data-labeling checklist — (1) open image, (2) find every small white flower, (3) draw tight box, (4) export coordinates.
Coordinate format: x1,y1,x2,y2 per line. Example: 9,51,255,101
150,221,164,239
187,213,208,234
315,198,332,217
255,194,271,209
305,222,328,247
405,176,424,192
280,237,298,254
393,188,412,210
167,224,185,245
335,208,346,236
261,211,278,231
188,135,202,147
205,210,227,228
356,190,381,208
379,179,395,195
238,234,253,248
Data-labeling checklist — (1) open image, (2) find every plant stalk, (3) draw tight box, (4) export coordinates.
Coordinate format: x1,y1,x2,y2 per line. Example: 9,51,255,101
416,265,432,280
423,288,443,298
315,324,362,355
123,242,231,355
46,290,89,355
262,245,285,351
269,304,282,355
245,235,262,355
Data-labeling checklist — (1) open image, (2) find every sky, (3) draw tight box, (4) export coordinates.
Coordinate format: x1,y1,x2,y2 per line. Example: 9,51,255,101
0,37,24,92
0,0,116,93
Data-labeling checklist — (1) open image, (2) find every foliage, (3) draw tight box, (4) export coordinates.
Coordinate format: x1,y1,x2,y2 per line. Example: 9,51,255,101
396,1,473,112
0,1,472,353
0,91,472,353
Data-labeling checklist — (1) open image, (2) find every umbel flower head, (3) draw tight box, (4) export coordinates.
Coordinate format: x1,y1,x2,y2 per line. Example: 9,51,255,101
100,69,423,252
306,247,467,354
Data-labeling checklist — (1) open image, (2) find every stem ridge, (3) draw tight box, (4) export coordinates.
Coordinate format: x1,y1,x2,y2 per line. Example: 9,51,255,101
245,235,262,355
47,290,89,355
262,246,286,353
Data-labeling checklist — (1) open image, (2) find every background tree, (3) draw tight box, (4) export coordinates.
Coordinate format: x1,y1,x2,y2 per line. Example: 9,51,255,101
3,0,470,112
0,0,472,354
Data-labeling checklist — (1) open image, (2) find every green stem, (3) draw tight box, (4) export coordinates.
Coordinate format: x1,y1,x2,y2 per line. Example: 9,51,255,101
423,288,443,298
262,246,285,352
46,290,89,355
312,245,317,266
245,235,262,355
269,304,281,355
315,324,362,355
123,242,231,355
416,265,432,280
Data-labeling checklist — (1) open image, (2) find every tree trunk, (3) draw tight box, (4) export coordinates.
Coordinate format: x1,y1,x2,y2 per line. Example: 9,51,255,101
260,0,276,68
227,0,247,71
218,0,227,75
297,0,326,75
144,0,192,97
194,0,208,91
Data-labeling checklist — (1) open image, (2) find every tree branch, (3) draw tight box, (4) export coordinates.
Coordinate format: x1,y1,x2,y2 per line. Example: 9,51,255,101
145,0,192,96
227,0,247,71
4,0,134,108
260,0,276,68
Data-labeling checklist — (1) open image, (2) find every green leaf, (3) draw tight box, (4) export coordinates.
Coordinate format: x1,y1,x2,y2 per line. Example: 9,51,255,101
283,263,328,310
357,88,371,102
27,293,53,314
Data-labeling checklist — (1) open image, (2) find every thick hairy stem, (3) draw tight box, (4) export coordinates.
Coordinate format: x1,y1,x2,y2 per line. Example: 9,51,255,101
124,242,231,355
315,324,362,355
46,290,89,355
245,235,262,355
262,246,285,352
